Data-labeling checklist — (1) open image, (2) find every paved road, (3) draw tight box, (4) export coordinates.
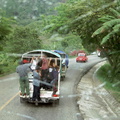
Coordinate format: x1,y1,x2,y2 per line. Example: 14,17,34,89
0,55,103,120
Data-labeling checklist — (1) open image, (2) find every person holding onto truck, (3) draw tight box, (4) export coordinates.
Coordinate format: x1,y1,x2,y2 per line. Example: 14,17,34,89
30,57,39,70
41,54,49,81
32,67,41,101
47,58,59,84
16,60,32,98
47,58,59,95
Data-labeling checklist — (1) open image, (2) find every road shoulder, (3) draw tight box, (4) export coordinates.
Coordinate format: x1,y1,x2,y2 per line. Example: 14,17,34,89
77,62,120,120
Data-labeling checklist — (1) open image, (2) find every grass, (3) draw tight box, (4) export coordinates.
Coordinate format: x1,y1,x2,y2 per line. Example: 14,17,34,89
96,63,120,102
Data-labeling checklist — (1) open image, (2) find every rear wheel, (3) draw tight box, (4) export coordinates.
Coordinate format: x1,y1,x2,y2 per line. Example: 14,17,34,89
35,102,38,106
55,99,59,104
20,97,24,103
35,99,39,106
61,76,65,81
52,99,59,106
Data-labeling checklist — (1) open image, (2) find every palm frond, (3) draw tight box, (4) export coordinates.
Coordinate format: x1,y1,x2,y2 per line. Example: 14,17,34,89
98,15,115,22
109,8,120,18
92,19,120,38
91,25,109,37
113,24,120,32
103,19,120,27
101,24,120,44
101,31,115,45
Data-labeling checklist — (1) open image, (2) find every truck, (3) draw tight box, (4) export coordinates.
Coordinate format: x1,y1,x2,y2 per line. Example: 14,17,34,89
19,49,62,105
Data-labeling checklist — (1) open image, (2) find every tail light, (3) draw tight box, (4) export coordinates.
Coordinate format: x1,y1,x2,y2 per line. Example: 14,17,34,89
52,94,59,97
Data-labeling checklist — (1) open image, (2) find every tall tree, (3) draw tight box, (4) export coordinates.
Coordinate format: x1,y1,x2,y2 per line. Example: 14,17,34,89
92,6,120,80
42,0,117,52
0,9,14,51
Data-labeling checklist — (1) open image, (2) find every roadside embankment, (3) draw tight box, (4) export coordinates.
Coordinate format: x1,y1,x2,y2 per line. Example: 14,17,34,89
77,62,120,120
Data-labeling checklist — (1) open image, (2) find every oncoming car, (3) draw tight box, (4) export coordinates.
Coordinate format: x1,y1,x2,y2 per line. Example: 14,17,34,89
76,53,88,62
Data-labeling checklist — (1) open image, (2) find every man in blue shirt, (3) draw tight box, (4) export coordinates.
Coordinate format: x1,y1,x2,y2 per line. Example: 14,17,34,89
16,61,31,98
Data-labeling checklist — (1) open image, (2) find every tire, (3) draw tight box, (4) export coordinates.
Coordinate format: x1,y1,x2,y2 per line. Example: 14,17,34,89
52,99,59,106
35,102,38,106
20,97,24,103
55,99,59,104
35,99,39,106
61,76,65,81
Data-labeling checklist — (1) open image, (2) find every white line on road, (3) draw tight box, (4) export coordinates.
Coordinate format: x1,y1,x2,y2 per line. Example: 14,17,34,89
1,111,36,120
0,77,17,82
0,92,19,111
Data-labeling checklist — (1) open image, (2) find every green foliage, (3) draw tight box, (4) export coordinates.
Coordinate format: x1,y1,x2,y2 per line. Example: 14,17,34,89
96,63,120,102
0,9,14,42
0,0,64,25
4,26,42,53
0,9,15,51
0,0,119,78
0,53,18,75
92,7,120,44
92,5,120,80
43,0,116,52
61,41,68,47
109,7,120,17
62,33,84,52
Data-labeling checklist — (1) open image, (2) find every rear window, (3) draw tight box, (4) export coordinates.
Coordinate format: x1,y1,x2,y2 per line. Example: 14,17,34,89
78,53,85,56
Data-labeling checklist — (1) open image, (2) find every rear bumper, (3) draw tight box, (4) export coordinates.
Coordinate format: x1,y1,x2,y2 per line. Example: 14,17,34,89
20,96,59,103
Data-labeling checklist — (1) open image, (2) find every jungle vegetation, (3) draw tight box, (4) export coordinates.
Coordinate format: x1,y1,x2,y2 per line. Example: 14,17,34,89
0,0,119,91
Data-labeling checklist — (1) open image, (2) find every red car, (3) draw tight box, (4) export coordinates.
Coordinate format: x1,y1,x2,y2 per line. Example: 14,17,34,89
76,53,88,62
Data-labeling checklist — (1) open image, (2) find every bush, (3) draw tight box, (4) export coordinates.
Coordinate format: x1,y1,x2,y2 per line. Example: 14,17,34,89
0,53,18,76
96,63,120,102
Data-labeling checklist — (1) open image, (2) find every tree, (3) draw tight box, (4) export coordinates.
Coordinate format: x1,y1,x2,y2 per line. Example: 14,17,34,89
42,0,116,52
92,6,120,81
0,9,14,51
4,26,42,53
0,0,65,25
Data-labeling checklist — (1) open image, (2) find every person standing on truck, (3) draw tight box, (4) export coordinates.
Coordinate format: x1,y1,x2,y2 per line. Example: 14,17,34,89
16,61,32,98
41,54,49,80
30,57,39,70
47,58,59,95
32,67,41,101
37,57,43,69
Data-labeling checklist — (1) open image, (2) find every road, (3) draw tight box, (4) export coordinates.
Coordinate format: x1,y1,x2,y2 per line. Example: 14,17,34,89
0,55,104,120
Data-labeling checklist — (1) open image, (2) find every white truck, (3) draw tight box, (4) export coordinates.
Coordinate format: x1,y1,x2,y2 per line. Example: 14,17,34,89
19,49,62,105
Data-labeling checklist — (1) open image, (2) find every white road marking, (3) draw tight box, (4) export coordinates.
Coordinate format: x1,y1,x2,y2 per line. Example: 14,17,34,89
0,77,17,82
2,111,36,120
0,92,19,111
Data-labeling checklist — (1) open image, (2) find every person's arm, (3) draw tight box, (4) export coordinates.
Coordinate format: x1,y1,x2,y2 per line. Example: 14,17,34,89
30,57,34,63
48,57,52,67
55,58,57,66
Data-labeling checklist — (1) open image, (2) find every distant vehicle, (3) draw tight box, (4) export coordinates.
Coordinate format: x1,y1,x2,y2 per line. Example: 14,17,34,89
53,50,69,79
96,49,106,57
96,49,101,57
91,51,96,55
76,53,88,62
